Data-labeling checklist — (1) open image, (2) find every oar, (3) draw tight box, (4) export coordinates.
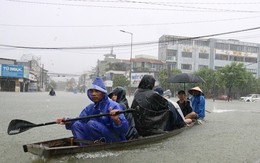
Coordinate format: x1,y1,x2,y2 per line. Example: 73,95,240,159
7,109,135,135
206,109,211,113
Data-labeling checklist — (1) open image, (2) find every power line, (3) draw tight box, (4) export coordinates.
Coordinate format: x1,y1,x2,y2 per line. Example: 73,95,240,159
6,0,260,13
65,0,260,5
1,16,260,28
1,26,260,50
118,0,260,13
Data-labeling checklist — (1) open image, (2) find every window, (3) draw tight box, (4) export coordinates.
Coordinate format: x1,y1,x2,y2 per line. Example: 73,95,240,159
216,43,229,50
246,46,258,53
181,64,192,70
182,52,192,58
199,53,209,59
195,40,207,46
230,44,243,51
229,56,244,62
215,66,223,70
166,50,177,61
245,57,257,63
199,65,208,69
215,54,228,60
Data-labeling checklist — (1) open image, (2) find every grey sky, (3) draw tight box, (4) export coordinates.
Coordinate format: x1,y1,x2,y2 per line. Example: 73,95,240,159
1,0,260,74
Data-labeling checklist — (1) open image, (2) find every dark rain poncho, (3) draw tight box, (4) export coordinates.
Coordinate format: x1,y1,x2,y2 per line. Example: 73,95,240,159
109,86,139,140
131,75,170,136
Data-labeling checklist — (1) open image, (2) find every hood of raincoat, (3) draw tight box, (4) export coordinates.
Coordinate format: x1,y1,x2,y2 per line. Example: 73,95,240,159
138,75,155,90
108,86,129,110
108,86,126,102
87,77,108,102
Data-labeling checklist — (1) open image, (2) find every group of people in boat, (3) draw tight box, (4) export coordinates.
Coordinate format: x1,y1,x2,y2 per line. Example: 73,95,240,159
56,75,205,145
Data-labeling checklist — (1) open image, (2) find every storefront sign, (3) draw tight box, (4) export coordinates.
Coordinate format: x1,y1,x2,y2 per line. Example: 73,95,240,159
1,64,24,78
105,80,113,87
131,72,154,88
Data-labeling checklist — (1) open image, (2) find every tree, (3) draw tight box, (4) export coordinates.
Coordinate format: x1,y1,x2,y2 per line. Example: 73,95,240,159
191,62,260,100
195,68,216,98
157,68,182,96
66,78,77,92
216,62,256,99
48,80,57,90
112,75,129,88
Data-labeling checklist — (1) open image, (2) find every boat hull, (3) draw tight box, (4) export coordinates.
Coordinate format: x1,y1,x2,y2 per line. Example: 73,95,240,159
23,124,194,157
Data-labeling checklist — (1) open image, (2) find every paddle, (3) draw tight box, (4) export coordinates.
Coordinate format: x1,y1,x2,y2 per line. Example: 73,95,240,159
206,109,211,113
7,109,135,135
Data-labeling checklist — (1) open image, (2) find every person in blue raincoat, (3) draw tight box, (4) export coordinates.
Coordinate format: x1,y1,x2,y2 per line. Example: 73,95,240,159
56,77,129,145
188,86,205,120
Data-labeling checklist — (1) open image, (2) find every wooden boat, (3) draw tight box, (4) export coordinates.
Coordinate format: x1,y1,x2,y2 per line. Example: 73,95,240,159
23,122,196,158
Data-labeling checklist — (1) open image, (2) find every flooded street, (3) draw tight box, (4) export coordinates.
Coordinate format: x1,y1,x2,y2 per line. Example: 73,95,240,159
0,92,259,163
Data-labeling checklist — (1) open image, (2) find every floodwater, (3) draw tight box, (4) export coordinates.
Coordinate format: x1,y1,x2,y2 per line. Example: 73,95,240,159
0,92,259,163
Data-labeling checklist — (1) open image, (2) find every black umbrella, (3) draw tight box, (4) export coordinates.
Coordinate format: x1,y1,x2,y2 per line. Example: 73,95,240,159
167,73,205,91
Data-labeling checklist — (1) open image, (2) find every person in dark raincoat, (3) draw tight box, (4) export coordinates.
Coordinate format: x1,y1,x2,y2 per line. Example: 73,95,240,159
109,86,139,140
131,75,184,137
56,77,129,145
49,88,56,96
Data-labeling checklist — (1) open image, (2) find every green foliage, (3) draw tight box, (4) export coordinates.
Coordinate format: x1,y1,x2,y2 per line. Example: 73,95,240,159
157,69,168,89
156,62,259,99
157,68,182,96
195,68,216,97
196,62,259,99
112,75,129,87
48,80,57,90
66,78,77,92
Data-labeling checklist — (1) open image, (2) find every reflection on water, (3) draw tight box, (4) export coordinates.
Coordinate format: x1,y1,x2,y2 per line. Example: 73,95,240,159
212,109,235,113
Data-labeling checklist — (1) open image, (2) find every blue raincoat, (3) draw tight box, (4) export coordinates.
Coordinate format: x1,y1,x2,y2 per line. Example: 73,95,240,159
65,77,129,144
190,95,205,119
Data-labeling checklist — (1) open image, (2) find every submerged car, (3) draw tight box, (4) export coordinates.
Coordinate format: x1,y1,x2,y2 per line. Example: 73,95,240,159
240,94,260,102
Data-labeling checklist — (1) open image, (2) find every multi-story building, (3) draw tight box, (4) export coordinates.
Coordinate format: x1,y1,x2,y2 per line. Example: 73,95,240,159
98,50,130,79
97,53,165,87
158,35,260,77
132,54,165,73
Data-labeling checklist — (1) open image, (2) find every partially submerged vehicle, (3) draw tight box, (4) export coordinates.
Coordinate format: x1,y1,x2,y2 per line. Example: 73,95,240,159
240,94,260,102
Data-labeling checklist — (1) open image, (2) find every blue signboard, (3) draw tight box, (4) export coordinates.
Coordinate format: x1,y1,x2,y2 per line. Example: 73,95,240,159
1,64,24,78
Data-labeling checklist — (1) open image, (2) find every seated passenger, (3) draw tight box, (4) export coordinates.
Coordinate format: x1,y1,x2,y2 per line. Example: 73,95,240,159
154,87,190,126
188,87,206,123
108,86,139,140
177,90,197,121
131,75,185,137
56,77,129,145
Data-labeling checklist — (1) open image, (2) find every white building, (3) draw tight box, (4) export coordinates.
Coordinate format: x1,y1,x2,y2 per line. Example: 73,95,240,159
158,35,260,77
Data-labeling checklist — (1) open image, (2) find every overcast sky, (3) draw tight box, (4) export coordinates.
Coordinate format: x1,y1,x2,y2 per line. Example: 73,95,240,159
1,0,260,74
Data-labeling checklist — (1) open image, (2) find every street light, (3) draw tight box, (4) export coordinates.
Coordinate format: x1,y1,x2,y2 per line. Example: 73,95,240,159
120,30,133,94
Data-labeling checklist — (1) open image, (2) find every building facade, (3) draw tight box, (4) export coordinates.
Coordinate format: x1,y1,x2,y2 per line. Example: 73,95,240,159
0,58,48,92
158,35,260,77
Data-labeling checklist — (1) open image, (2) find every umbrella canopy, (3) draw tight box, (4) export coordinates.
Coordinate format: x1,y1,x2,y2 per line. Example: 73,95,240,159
167,73,205,91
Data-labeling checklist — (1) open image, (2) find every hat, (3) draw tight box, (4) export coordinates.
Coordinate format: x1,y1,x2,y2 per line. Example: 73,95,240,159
188,86,202,94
